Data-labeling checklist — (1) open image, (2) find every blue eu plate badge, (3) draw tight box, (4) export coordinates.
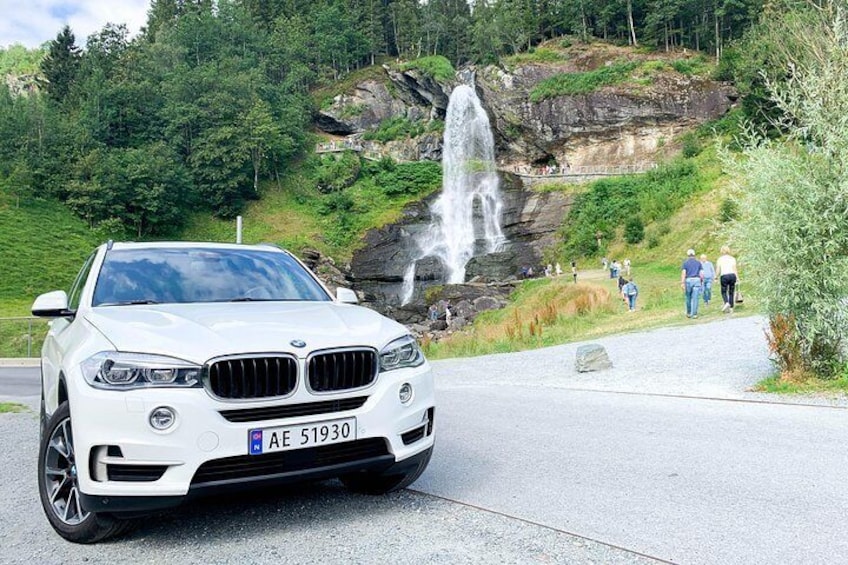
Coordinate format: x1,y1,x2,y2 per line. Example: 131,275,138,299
249,429,263,455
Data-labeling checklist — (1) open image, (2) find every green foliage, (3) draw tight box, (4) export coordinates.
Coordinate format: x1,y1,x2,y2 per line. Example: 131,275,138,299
503,48,565,67
368,160,441,197
669,55,710,76
624,216,645,244
315,152,361,193
399,56,455,82
718,198,739,223
362,116,426,142
39,25,81,103
560,159,704,257
530,61,638,102
729,4,848,378
0,45,45,76
0,403,26,413
681,133,702,158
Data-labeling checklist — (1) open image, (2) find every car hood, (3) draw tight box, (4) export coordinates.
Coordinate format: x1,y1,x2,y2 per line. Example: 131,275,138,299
84,301,408,364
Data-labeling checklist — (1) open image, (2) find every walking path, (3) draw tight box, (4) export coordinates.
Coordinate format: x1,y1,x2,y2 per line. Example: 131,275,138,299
431,314,848,408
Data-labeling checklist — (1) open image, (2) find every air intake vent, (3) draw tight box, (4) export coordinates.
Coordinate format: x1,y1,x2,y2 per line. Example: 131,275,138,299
219,396,369,423
207,355,298,399
307,349,377,392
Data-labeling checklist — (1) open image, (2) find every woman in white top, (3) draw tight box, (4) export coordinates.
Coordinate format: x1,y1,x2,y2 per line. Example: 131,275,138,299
715,245,738,313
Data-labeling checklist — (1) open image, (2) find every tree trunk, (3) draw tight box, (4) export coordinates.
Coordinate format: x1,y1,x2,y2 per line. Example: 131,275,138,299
627,0,638,47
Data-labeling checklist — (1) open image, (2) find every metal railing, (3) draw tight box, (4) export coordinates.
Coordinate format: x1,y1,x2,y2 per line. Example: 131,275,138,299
0,316,46,358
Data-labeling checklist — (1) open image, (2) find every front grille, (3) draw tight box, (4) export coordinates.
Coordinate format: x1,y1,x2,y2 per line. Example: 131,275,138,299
207,355,297,399
308,349,377,392
219,397,369,423
107,464,168,482
191,438,389,486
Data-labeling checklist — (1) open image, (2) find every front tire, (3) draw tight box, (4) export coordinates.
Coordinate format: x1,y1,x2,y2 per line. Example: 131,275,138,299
38,401,129,543
341,446,433,495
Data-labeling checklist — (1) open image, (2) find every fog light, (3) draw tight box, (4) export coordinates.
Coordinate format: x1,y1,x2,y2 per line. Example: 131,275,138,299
399,383,414,405
149,407,176,430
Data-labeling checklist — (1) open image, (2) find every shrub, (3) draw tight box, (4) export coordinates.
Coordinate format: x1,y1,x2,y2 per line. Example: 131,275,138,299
729,11,848,376
624,216,645,244
681,133,702,158
362,116,426,143
315,152,361,193
719,198,739,223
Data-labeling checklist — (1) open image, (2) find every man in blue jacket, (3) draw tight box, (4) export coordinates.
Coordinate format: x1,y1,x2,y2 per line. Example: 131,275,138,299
680,249,703,318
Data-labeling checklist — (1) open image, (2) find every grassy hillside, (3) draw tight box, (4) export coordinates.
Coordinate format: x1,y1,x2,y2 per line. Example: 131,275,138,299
0,196,100,311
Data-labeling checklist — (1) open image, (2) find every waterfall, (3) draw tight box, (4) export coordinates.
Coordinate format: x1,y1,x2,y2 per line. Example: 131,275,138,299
401,83,505,305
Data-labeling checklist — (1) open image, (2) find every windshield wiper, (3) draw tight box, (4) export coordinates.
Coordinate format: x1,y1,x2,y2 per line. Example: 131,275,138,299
104,299,160,306
227,297,276,302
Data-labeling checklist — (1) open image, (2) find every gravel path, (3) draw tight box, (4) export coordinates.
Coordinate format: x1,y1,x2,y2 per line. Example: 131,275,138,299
431,314,848,407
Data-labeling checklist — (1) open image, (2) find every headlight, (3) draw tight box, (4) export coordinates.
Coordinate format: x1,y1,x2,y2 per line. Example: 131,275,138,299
380,335,425,372
81,352,202,390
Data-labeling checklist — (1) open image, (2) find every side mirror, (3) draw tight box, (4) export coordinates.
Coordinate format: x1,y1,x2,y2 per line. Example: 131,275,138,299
336,287,359,304
32,290,74,318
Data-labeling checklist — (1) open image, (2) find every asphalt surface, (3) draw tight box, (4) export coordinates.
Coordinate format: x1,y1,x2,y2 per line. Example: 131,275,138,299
2,315,847,563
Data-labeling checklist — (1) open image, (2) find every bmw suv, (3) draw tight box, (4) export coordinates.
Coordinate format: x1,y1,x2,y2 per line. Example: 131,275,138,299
32,241,435,543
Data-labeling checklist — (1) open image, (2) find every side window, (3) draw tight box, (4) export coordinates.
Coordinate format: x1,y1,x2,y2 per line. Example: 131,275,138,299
68,253,97,311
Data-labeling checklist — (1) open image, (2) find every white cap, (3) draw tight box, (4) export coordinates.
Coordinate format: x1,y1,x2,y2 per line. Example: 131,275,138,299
687,249,695,256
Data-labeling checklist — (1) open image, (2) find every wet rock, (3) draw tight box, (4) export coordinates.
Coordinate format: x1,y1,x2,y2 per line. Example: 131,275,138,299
575,344,613,372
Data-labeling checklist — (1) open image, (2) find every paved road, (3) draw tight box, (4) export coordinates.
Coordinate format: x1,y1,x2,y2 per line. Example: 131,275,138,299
0,366,40,398
3,316,847,563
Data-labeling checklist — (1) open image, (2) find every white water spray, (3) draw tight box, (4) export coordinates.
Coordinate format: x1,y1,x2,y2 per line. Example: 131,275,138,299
401,83,505,305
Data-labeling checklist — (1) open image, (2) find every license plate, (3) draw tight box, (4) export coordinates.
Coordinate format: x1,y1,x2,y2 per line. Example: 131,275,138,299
249,418,356,455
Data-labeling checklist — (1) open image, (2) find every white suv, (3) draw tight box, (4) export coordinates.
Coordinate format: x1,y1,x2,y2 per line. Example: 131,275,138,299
32,241,435,543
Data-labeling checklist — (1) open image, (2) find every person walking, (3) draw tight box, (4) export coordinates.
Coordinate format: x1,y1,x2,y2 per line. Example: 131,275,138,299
700,254,715,306
623,258,631,277
681,248,703,318
715,245,739,313
622,278,639,312
570,260,577,283
555,262,563,277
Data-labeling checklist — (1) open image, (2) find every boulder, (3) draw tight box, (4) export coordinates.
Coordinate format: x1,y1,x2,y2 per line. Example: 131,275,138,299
575,344,613,372
473,296,502,312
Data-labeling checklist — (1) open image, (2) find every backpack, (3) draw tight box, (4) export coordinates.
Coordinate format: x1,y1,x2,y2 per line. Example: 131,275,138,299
627,283,638,296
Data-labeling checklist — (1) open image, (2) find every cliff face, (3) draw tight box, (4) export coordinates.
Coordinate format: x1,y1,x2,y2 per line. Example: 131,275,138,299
315,46,735,169
476,63,734,168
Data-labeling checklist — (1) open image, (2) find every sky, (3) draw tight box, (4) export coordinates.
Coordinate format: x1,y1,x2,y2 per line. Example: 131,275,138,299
0,1,150,49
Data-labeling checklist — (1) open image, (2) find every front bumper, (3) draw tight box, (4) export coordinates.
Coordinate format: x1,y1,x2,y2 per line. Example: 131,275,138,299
69,364,435,514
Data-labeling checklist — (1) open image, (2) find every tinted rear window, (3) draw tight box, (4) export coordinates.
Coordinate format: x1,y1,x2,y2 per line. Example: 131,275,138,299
92,248,331,306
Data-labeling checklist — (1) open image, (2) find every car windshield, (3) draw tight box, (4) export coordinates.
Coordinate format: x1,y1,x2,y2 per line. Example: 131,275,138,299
91,247,331,306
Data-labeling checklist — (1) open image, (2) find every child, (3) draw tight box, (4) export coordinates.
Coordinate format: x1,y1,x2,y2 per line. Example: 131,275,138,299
622,278,639,312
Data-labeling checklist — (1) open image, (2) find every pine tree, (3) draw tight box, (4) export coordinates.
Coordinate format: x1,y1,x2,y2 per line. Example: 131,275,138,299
40,25,81,103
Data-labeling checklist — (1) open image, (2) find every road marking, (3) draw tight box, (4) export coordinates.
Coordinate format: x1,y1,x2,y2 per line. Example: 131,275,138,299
408,489,676,564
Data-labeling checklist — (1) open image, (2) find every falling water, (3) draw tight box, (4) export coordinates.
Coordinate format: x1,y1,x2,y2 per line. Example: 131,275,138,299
401,83,505,305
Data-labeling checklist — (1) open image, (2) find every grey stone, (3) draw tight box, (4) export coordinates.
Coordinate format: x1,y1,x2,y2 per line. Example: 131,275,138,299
429,320,448,331
473,296,501,312
575,344,613,373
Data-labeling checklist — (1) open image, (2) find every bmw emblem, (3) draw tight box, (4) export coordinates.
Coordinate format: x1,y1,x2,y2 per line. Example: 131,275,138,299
290,339,306,348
